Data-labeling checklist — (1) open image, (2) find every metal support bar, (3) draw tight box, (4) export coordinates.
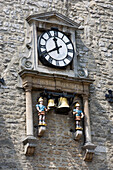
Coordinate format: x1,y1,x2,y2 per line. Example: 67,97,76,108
40,89,76,105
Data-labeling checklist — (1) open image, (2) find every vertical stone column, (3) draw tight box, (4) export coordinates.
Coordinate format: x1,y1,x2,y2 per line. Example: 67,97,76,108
83,95,92,144
82,94,96,161
25,86,33,136
23,86,37,156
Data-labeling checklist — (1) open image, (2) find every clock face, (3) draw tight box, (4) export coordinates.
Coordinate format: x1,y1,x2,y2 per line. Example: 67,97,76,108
38,29,74,68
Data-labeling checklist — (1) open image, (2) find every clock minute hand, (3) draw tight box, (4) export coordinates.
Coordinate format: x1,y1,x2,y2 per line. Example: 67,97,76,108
47,45,62,53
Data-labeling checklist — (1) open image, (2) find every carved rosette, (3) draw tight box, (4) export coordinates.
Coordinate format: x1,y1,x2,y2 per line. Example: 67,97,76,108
78,67,88,78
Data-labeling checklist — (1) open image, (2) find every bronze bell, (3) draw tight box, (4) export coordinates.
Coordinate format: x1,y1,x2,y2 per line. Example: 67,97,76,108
47,99,55,109
57,97,70,114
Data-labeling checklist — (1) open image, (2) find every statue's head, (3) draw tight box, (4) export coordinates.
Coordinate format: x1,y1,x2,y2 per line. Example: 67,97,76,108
75,103,80,108
38,97,43,104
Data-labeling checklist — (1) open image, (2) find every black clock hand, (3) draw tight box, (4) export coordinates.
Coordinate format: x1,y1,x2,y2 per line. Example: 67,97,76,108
47,45,62,53
53,37,60,54
41,46,62,56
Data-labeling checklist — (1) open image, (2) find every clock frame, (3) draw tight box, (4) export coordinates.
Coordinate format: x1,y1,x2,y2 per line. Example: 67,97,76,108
37,29,75,68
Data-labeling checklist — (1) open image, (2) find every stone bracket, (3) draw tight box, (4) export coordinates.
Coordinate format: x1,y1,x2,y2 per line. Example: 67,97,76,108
82,142,97,161
74,130,83,140
38,126,46,137
23,136,37,156
84,149,95,161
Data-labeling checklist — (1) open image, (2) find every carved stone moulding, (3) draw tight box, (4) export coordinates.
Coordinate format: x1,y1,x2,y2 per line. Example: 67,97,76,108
19,69,94,94
23,136,37,156
26,11,80,29
82,142,97,161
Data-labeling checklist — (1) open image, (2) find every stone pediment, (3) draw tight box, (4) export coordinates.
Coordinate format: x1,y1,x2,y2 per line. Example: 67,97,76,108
26,11,80,29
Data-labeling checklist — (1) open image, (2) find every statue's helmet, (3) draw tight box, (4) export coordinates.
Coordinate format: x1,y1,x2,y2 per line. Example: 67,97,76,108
75,103,80,107
38,97,43,102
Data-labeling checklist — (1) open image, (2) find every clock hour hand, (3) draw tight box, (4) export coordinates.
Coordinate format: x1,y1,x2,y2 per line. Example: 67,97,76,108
53,37,60,54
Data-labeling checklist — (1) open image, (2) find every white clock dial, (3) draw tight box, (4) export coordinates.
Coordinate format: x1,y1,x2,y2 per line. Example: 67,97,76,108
46,37,68,61
38,29,74,68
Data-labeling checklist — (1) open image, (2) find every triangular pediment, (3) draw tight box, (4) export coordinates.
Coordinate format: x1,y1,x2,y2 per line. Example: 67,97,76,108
26,11,80,29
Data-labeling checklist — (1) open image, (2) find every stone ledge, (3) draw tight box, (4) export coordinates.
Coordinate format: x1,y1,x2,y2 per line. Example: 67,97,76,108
19,69,94,84
82,142,97,150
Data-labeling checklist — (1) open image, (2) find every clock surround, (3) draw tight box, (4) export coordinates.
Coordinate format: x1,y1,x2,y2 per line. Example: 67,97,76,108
20,11,81,78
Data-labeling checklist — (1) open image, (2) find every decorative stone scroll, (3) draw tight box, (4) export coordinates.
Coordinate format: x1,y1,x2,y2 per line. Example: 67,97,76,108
20,24,33,70
21,51,33,70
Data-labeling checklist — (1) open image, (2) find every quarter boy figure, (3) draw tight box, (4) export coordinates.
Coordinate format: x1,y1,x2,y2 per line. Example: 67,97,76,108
73,103,84,129
36,97,47,125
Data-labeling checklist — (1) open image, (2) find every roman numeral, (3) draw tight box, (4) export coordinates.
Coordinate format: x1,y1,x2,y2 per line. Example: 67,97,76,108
42,37,47,41
68,49,73,53
63,60,66,65
47,31,52,38
40,50,47,56
54,31,58,37
43,53,48,58
48,57,53,63
56,60,59,66
66,55,72,61
40,45,46,49
61,34,64,40
66,42,70,45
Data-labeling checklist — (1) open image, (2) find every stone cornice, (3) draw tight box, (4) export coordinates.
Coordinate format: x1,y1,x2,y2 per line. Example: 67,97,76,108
19,69,94,95
26,11,80,29
19,69,94,83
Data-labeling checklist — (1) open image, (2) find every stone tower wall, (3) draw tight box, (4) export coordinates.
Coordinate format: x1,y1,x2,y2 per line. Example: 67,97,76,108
0,0,113,169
